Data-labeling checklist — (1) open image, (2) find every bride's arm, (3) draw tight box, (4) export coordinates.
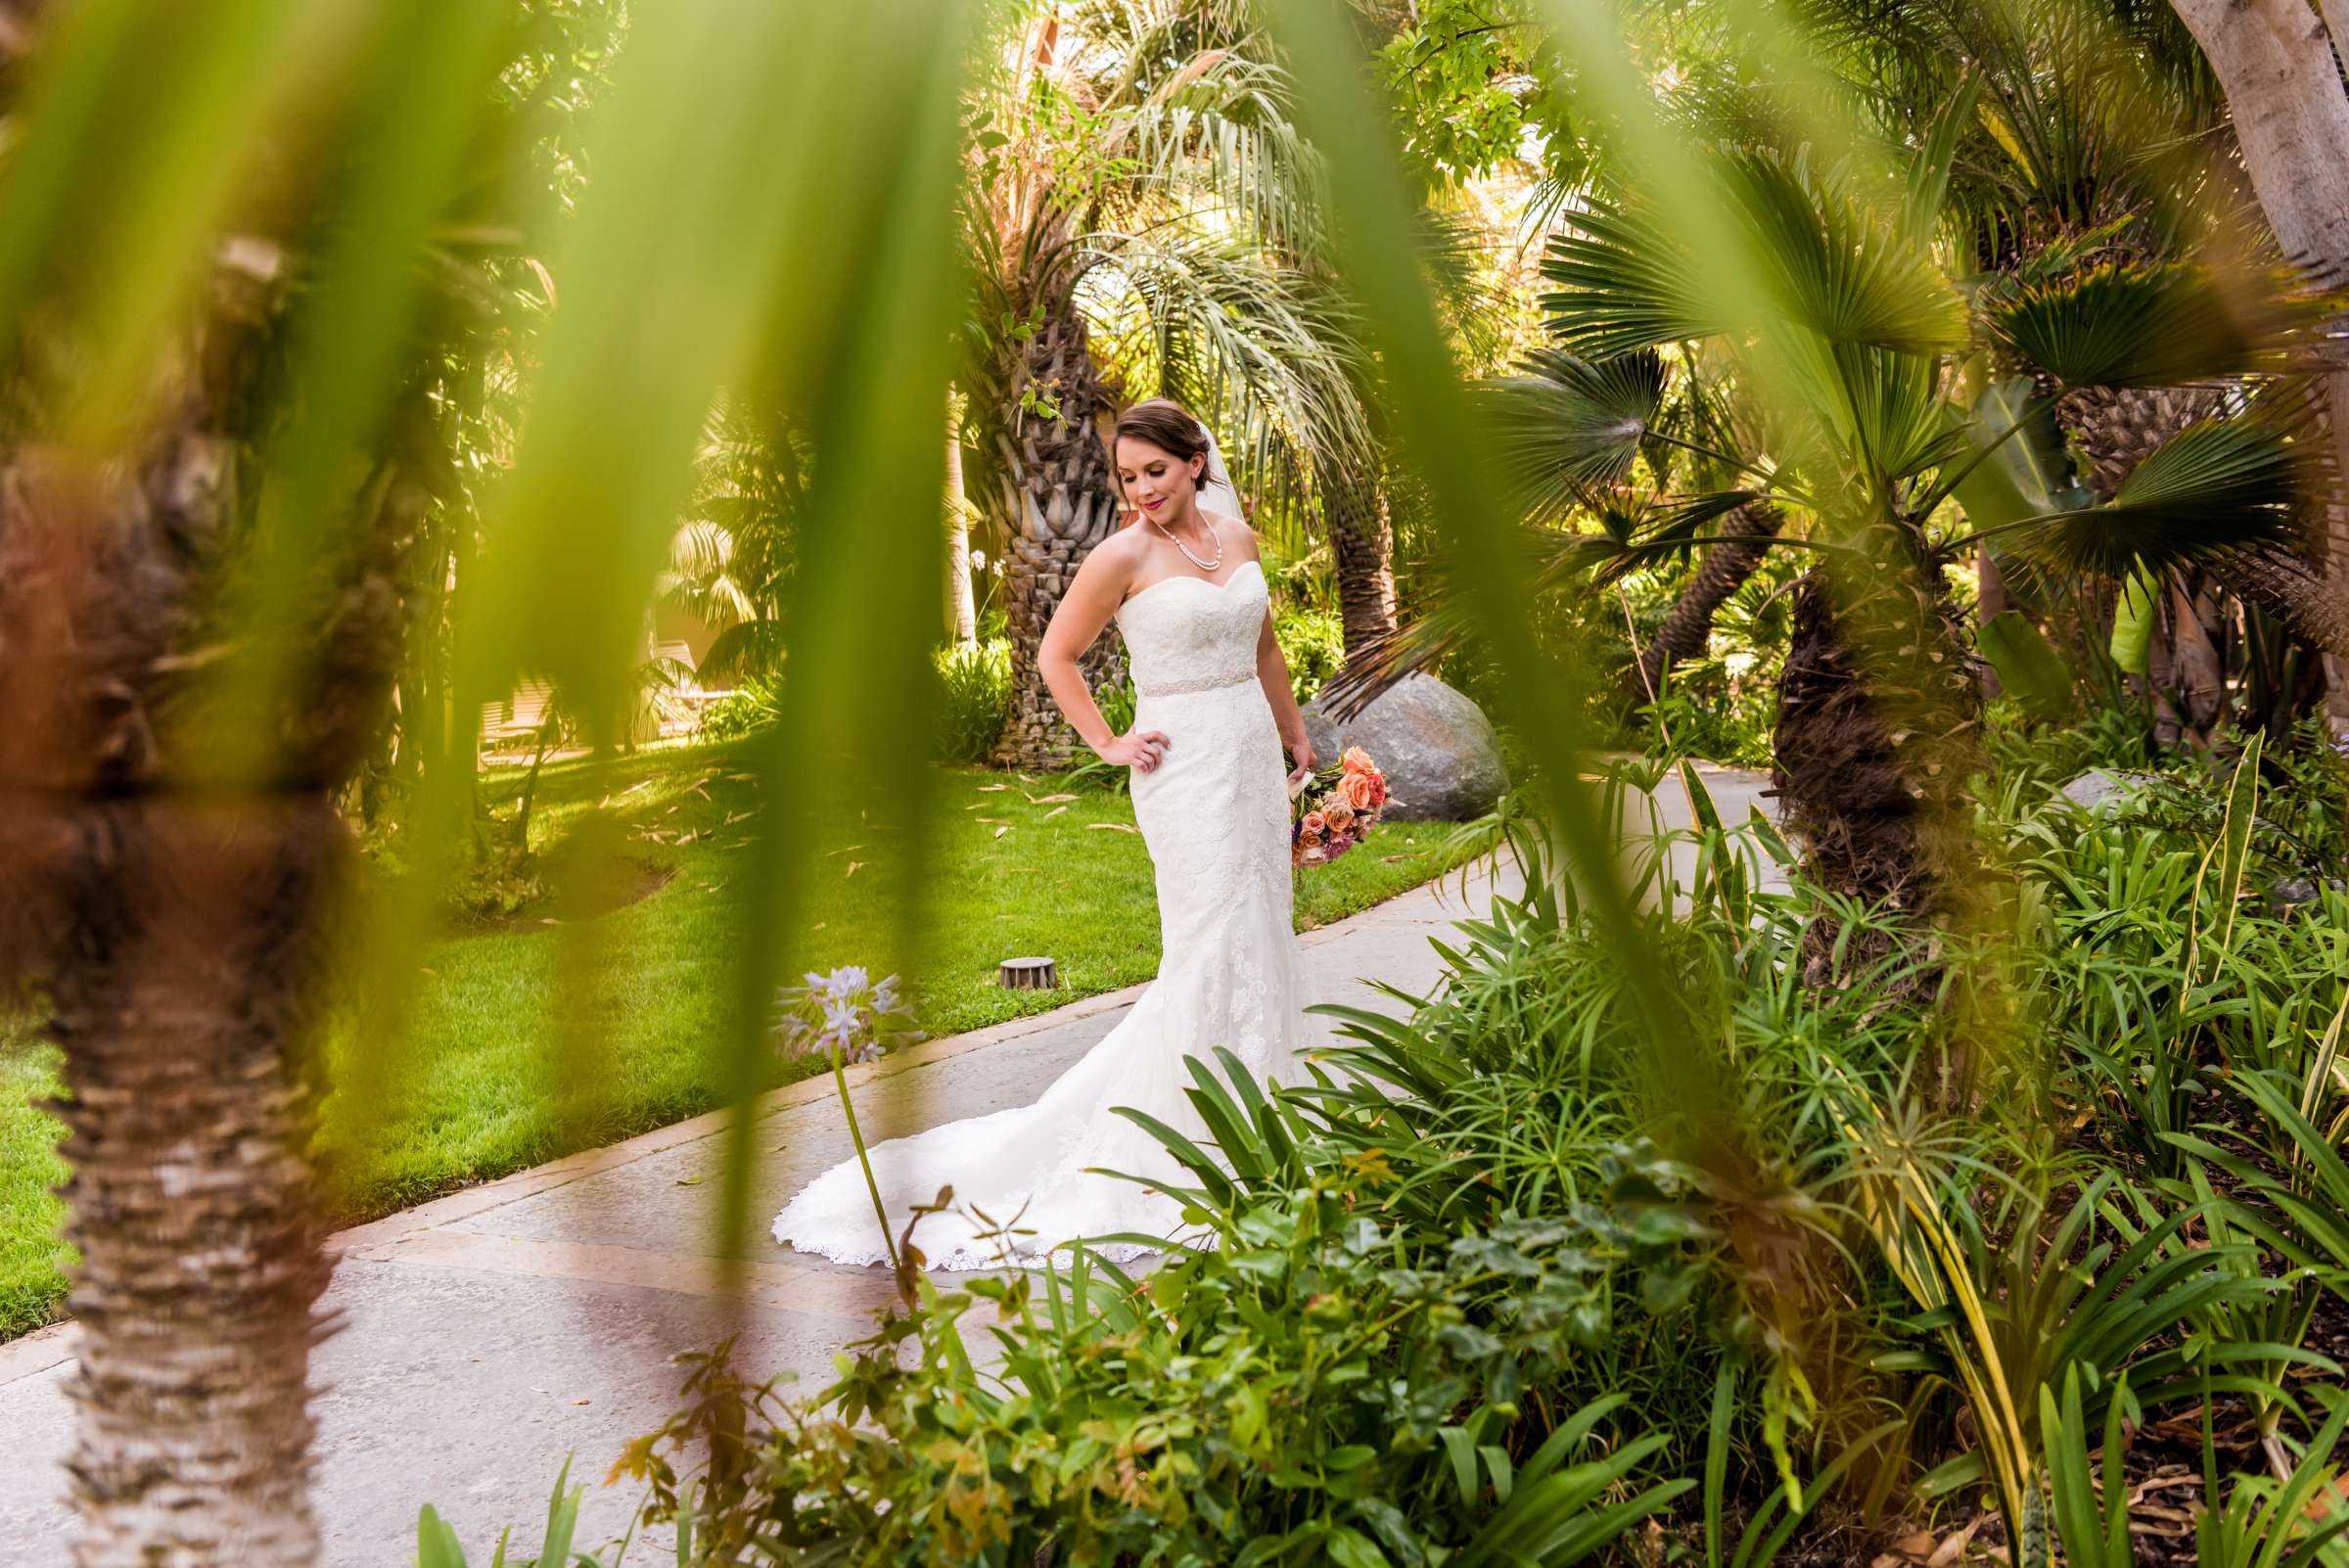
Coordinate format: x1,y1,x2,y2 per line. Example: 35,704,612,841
1039,538,1172,773
1256,609,1315,786
1226,530,1314,784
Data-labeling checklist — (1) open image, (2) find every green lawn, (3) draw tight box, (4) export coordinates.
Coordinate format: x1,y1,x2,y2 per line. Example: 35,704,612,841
0,739,1467,1339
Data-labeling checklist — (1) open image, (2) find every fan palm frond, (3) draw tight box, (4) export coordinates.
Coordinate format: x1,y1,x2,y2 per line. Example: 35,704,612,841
2018,411,2312,575
1481,348,1669,521
1985,261,2343,389
1543,151,1968,361
1541,200,1726,359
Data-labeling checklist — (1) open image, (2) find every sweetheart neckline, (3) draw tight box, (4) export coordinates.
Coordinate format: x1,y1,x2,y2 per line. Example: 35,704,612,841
1120,557,1265,609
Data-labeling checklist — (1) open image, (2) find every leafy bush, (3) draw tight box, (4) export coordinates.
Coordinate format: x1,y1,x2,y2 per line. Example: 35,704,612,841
935,637,1011,763
602,1068,1693,1565
697,674,783,741
697,639,1018,763
1274,605,1347,705
421,730,2349,1564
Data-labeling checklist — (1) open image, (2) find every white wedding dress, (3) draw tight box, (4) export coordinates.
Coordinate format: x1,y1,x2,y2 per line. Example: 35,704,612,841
770,557,1310,1269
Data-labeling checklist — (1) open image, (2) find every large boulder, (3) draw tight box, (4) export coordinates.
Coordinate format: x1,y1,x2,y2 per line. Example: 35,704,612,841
1301,673,1509,822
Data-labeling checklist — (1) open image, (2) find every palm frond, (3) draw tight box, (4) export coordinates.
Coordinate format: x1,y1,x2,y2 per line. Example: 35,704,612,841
1481,348,1668,521
1986,261,2343,388
2019,411,2312,575
1542,152,1968,360
696,619,789,685
1541,200,1727,359
1317,492,1770,718
1084,225,1375,521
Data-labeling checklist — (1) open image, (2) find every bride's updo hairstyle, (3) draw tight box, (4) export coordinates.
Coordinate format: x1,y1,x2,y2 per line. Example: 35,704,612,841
1113,398,1212,492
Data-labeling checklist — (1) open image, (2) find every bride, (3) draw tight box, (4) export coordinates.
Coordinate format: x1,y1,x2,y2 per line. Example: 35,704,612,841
770,398,1318,1270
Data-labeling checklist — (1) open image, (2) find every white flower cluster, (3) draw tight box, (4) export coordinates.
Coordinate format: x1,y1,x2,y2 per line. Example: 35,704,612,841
773,964,912,1066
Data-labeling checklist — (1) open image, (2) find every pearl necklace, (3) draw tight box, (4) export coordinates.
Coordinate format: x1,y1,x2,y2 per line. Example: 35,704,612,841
1151,511,1223,573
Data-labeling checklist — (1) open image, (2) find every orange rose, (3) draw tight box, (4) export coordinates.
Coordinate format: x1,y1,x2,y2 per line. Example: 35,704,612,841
1301,810,1327,835
1341,746,1375,776
1338,771,1379,812
1323,802,1356,834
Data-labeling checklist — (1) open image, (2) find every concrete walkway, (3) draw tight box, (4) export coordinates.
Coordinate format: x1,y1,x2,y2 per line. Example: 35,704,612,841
0,766,1776,1564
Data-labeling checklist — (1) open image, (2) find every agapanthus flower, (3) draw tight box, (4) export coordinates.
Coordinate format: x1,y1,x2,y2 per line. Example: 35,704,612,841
773,964,914,1066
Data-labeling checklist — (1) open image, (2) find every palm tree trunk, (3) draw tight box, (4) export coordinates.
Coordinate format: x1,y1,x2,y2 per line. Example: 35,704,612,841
2061,383,2349,724
2,413,407,1562
1317,457,1398,661
1626,500,1781,704
1771,522,1985,994
944,403,978,648
992,300,1127,769
2166,0,2349,733
49,797,342,1568
2169,578,2229,745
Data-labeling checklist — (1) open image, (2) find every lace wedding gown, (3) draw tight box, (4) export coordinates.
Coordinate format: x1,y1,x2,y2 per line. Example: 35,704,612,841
770,558,1310,1270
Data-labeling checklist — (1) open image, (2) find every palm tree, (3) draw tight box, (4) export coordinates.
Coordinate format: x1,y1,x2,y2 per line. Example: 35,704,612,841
0,0,978,1556
0,7,495,1550
2167,0,2349,734
659,397,809,686
961,5,1373,767
1339,133,2313,982
1803,0,2349,712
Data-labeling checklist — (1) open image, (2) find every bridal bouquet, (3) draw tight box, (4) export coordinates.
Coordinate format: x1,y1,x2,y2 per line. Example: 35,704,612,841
1291,746,1387,867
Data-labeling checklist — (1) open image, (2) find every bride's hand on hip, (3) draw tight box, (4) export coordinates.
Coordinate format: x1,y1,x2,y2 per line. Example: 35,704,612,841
1097,729,1173,773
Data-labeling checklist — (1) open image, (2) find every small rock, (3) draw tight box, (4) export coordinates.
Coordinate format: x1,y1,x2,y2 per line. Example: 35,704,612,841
2055,768,2158,814
2268,874,2320,915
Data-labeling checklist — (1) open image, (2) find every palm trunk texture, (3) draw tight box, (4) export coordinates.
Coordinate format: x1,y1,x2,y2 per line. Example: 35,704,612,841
1628,500,1782,704
2168,0,2349,731
992,301,1128,769
1771,525,1986,993
1317,458,1399,662
1,415,408,1561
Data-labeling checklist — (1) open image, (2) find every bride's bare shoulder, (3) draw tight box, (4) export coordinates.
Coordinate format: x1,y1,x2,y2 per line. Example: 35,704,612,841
1200,510,1262,561
1073,526,1150,591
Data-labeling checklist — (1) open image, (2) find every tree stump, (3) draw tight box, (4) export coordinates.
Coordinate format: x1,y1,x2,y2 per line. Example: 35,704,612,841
997,955,1059,990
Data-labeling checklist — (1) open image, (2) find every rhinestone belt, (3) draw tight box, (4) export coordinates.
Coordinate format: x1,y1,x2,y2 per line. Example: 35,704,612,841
1136,669,1258,698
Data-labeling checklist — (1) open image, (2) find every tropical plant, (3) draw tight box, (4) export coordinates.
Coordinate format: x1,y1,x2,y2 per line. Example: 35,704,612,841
935,636,1014,762
1342,81,2319,985
609,1112,1694,1567
658,396,808,686
415,1455,604,1568
2166,0,2349,739
0,0,978,1556
2192,1384,2349,1568
960,3,1377,766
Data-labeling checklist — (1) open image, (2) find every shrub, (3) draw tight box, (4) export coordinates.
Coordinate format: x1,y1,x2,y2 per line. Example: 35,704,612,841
607,1106,1693,1566
1274,605,1347,705
698,674,783,741
934,637,1011,763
